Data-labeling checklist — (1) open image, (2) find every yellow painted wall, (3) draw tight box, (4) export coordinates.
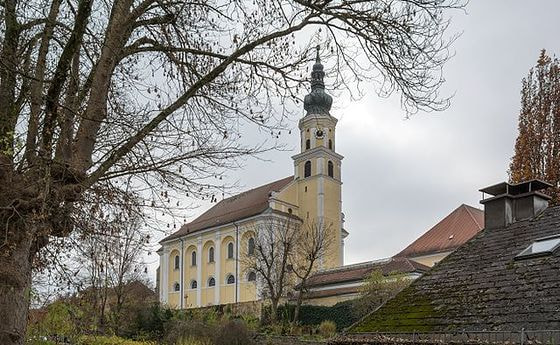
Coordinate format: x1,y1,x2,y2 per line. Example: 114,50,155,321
410,252,450,267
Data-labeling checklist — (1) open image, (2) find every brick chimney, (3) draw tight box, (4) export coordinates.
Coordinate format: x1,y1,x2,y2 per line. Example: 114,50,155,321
479,179,552,229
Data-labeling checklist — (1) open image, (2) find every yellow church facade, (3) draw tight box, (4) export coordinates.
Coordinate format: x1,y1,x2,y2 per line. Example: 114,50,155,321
158,51,347,308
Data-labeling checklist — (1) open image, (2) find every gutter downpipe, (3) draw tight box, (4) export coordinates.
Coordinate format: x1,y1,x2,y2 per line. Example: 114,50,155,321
180,238,184,309
234,222,239,303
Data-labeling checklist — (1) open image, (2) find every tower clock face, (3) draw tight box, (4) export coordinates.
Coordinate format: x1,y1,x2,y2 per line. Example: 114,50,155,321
315,129,324,138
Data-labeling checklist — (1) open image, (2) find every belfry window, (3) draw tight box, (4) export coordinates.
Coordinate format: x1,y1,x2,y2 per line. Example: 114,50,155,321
174,255,180,270
227,242,234,259
328,139,332,150
328,161,334,178
248,237,255,255
191,251,197,266
304,161,311,178
208,247,215,263
305,139,310,150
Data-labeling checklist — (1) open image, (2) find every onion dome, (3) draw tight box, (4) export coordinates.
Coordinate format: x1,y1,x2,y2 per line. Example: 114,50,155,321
303,46,333,115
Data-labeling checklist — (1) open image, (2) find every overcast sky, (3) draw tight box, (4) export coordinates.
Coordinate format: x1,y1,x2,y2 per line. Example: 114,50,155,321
150,1,560,268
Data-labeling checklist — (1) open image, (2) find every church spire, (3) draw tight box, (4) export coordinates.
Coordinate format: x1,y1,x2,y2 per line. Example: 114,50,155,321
304,45,333,115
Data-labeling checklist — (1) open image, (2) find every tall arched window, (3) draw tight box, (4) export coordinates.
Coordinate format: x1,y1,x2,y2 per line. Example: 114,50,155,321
208,247,214,263
248,238,255,255
247,271,256,282
226,274,235,284
191,251,197,266
173,282,180,292
208,277,216,287
328,161,334,178
174,255,180,270
227,242,234,259
328,139,332,150
304,160,311,178
305,139,310,150
190,280,197,289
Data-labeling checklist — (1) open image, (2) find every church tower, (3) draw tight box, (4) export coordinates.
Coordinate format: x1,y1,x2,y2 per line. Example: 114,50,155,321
292,47,345,268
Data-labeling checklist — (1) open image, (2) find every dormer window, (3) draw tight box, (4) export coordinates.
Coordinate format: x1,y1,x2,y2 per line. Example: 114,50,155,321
515,235,560,260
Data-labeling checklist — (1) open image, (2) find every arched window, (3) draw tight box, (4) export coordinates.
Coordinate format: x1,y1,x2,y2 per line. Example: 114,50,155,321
328,139,332,150
304,161,311,178
226,274,235,285
208,247,214,263
328,161,334,178
305,139,310,150
173,282,180,292
174,255,180,270
247,271,256,282
190,280,197,289
191,251,197,266
208,277,215,287
248,238,255,255
227,242,234,259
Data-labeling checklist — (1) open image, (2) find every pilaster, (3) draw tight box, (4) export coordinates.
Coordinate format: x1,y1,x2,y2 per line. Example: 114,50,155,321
196,236,202,306
214,231,221,305
161,247,169,304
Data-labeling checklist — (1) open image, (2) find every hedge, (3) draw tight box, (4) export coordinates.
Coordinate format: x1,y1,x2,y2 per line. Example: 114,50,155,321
273,300,362,330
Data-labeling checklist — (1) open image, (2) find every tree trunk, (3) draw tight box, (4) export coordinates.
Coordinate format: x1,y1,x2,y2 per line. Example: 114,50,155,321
0,220,35,345
292,291,304,326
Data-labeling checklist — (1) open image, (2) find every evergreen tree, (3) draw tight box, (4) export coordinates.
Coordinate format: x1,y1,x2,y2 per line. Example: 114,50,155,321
510,50,560,204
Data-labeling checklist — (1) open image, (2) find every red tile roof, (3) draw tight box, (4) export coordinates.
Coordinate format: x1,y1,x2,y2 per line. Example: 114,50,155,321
303,257,429,288
395,204,484,258
161,176,294,242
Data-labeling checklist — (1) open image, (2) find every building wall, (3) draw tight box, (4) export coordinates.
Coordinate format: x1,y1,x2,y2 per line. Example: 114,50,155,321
303,293,360,307
159,222,259,309
409,252,450,267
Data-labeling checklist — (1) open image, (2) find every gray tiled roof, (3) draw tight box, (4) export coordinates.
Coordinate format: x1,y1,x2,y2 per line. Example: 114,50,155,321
352,205,560,332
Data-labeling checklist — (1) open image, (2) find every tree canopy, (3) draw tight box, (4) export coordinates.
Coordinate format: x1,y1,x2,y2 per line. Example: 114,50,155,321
510,50,560,204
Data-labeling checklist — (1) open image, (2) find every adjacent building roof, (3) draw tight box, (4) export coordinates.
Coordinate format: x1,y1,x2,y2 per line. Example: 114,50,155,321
351,205,560,332
396,204,484,258
305,258,429,289
161,176,293,242
300,258,428,301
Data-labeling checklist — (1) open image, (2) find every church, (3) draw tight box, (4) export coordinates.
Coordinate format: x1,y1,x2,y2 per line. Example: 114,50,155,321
157,51,347,308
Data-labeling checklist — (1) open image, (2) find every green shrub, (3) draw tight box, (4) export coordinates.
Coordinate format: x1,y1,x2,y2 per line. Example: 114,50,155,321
214,319,253,345
318,320,336,338
126,303,174,340
272,300,358,331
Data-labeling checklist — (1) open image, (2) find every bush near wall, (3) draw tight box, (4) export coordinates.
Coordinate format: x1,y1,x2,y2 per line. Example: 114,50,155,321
269,300,360,331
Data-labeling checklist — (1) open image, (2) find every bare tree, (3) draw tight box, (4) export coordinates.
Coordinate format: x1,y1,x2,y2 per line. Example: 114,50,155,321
0,0,465,343
291,219,334,325
70,197,148,334
244,214,301,322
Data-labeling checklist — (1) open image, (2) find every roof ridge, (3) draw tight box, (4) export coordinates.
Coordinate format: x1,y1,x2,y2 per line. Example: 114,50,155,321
220,176,293,203
462,203,484,230
315,258,392,275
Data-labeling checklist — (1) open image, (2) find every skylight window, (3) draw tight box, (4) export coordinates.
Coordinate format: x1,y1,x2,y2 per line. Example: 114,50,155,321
515,235,560,260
